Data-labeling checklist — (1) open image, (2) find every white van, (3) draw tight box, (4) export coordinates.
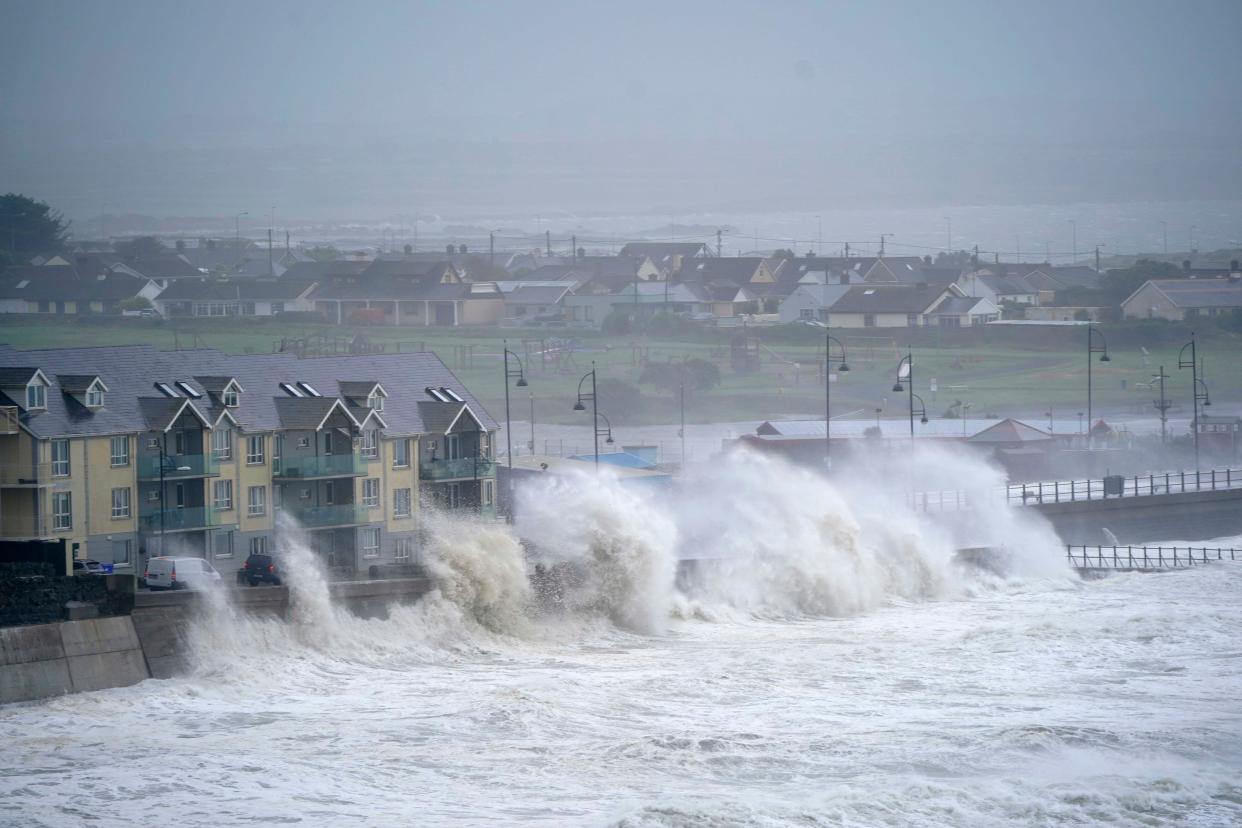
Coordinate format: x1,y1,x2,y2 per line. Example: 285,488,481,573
144,556,223,590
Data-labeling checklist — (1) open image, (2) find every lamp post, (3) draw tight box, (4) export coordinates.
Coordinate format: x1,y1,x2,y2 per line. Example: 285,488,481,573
1178,333,1204,469
1152,365,1171,444
528,393,535,453
1085,325,1110,448
573,362,601,471
235,211,248,253
501,340,528,468
824,329,850,466
964,403,973,437
892,350,920,442
678,382,686,465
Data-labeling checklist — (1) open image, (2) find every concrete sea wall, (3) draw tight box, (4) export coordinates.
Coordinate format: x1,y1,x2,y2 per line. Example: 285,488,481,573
0,616,149,704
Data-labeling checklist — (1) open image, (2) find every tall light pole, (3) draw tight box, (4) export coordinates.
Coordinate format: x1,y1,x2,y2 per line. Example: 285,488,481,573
573,362,601,472
1086,325,1110,449
1068,219,1077,264
816,215,822,256
944,216,952,255
235,211,248,257
528,393,535,453
892,350,925,443
824,329,850,467
1178,334,1208,469
502,340,528,468
1160,221,1168,256
1152,365,1171,444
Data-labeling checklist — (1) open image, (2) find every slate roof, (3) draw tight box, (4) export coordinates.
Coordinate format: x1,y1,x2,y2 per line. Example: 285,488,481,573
338,381,381,399
309,276,470,302
125,254,203,281
679,258,767,282
1133,278,1242,309
618,242,709,260
929,296,988,315
56,374,102,394
967,418,1053,444
829,285,950,314
507,285,573,305
0,345,497,438
274,397,357,430
279,260,369,281
0,264,150,304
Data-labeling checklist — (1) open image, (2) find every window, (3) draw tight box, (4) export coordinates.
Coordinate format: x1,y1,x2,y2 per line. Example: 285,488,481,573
249,536,267,556
146,437,160,450
363,478,380,508
273,484,283,509
247,485,266,516
246,435,265,464
26,383,46,410
51,439,70,477
369,391,384,411
324,481,334,505
110,436,129,466
394,537,413,563
52,492,71,531
863,314,876,328
86,384,104,407
392,438,410,468
394,487,411,518
222,387,239,407
322,431,333,455
242,302,256,316
361,430,379,459
112,539,132,566
213,479,233,510
799,308,813,320
174,430,186,454
271,302,284,315
906,313,919,327
480,432,491,460
195,303,210,317
483,479,494,508
211,427,232,460
111,487,131,519
215,531,234,559
361,528,381,559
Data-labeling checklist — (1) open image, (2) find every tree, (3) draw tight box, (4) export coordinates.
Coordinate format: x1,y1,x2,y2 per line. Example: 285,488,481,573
306,245,340,262
0,194,70,260
595,378,644,422
638,358,721,397
771,248,796,259
114,235,165,259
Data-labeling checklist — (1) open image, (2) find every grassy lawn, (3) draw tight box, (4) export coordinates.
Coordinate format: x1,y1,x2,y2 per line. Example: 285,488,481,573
1,316,1237,426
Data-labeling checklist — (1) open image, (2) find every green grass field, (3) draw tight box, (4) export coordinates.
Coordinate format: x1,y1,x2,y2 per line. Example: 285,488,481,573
1,316,1237,426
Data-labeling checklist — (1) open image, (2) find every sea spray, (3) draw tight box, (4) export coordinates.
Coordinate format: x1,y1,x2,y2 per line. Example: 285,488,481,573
516,468,678,633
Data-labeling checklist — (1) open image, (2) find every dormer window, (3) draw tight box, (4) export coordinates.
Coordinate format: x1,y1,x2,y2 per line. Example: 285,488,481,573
27,383,46,410
86,384,104,408
368,391,384,411
223,388,239,407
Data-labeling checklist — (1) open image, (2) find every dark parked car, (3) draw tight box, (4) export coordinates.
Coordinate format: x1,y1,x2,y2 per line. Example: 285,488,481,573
240,553,282,586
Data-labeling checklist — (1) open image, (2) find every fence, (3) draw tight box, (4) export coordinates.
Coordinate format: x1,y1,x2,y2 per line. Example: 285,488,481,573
1066,545,1239,570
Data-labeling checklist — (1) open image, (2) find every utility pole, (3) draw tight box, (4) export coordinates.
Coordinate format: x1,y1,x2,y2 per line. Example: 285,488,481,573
1068,219,1077,264
944,216,951,254
1152,365,1170,444
1094,245,1101,272
268,229,273,276
1161,220,1168,256
879,233,892,256
716,229,722,258
546,230,551,257
489,232,495,267
844,242,850,258
572,235,577,263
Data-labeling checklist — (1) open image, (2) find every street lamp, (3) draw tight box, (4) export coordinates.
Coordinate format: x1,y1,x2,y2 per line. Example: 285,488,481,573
824,329,850,466
573,362,603,472
1152,366,1171,444
501,340,528,469
235,211,248,260
1178,333,1204,469
892,350,921,442
1085,325,1110,448
910,393,929,426
964,403,973,437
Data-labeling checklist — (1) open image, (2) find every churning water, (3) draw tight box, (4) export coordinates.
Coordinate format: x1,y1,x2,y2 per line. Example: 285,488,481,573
1,450,1240,827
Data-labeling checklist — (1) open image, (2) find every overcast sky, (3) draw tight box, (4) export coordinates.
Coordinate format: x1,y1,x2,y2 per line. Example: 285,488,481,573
3,0,1240,220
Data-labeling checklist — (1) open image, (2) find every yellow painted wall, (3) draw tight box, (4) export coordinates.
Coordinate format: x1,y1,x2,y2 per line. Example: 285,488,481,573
85,435,136,536
237,433,273,532
460,298,504,325
384,437,418,530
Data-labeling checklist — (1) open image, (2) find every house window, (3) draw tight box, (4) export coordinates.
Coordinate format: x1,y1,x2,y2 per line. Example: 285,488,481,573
112,539,132,566
392,438,410,468
26,383,46,410
322,432,333,455
249,536,267,556
271,302,284,315
211,427,232,460
368,391,384,411
799,308,813,320
361,528,381,559
213,479,233,510
242,302,256,316
223,387,239,407
362,478,380,508
86,385,104,407
246,435,265,464
215,531,234,559
361,430,379,459
394,488,411,518
174,430,186,455
247,485,266,516
480,432,491,460
51,439,70,477
110,436,129,466
195,303,209,316
864,314,876,327
324,481,334,505
52,492,71,531
394,537,413,563
483,479,494,507
906,313,918,327
111,487,131,519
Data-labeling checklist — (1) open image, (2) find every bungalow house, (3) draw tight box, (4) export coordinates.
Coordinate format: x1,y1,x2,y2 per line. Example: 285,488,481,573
0,264,158,315
825,284,960,328
924,295,1000,327
310,264,503,327
1120,275,1242,321
960,272,1040,306
618,242,711,277
503,284,575,324
563,281,715,329
778,283,852,324
151,278,318,318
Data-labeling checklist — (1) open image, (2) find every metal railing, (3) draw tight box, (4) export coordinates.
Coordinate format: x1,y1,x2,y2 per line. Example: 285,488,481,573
284,504,370,529
272,453,364,479
137,453,219,481
137,506,235,532
0,462,56,486
1066,545,1239,570
912,467,1242,512
419,457,497,481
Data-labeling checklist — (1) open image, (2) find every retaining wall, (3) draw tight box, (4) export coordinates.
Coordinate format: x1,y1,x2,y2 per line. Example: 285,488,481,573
0,616,149,704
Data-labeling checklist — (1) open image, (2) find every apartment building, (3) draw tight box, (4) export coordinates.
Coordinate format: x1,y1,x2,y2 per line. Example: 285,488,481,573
0,346,498,577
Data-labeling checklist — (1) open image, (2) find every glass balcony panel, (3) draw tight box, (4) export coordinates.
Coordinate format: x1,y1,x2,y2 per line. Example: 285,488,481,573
419,457,497,481
272,454,364,479
137,454,219,480
137,506,234,532
283,504,369,528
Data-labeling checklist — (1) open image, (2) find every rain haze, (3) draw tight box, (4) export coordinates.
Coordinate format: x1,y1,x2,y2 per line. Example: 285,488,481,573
1,3,1242,828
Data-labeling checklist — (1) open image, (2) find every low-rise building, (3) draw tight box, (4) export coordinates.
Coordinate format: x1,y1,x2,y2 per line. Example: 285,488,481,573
1120,275,1242,321
152,278,318,318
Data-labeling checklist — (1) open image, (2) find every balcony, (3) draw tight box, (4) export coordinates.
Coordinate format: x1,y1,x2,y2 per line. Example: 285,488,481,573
273,454,364,480
0,514,53,539
0,406,18,435
137,454,219,481
137,506,235,533
419,457,497,482
0,462,56,487
283,504,371,529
